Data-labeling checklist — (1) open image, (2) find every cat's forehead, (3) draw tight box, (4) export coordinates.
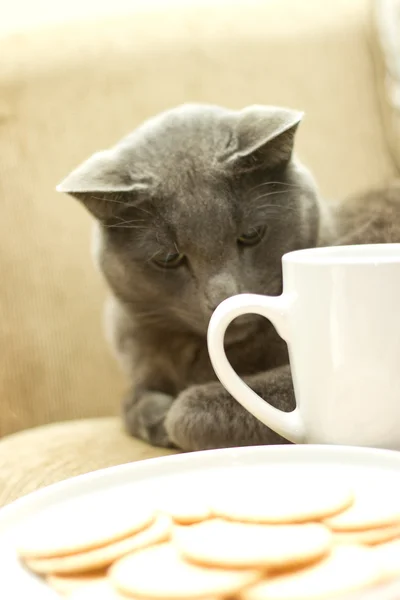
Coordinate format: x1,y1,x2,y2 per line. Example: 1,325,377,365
121,104,235,185
158,168,236,250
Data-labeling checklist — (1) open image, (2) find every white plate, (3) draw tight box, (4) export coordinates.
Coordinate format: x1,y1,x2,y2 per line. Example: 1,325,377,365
2,444,400,599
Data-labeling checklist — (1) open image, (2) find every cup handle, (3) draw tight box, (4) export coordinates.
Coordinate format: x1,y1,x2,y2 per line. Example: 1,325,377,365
207,293,306,444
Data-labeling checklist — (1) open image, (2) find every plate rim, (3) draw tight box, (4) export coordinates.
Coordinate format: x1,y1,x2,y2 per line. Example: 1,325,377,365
2,443,400,533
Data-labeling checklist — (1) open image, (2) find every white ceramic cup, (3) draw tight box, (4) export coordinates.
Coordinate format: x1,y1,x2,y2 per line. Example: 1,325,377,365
207,244,400,450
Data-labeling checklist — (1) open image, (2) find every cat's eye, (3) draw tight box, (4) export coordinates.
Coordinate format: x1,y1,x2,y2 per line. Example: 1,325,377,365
152,252,185,269
238,226,266,246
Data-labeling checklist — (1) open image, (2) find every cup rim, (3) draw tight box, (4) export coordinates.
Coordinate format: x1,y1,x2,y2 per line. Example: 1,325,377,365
283,243,400,266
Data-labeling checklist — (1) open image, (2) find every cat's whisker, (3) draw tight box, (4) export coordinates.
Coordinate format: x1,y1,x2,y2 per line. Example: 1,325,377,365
250,181,303,193
107,217,147,229
134,205,154,217
107,223,147,230
255,205,301,215
132,305,201,331
173,307,197,320
246,203,302,222
114,215,146,222
145,250,162,263
251,190,295,202
91,195,154,219
253,198,302,211
333,216,377,245
172,313,203,331
171,304,201,321
129,309,167,324
91,195,127,206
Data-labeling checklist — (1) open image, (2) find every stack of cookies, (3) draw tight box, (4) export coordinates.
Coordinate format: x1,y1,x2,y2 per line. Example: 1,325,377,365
15,477,400,599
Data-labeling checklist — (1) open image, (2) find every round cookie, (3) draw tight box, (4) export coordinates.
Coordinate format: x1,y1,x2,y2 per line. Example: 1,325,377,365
371,538,400,579
159,493,211,524
211,481,353,524
241,546,383,600
110,542,261,599
174,518,332,569
26,513,171,575
17,495,155,559
334,522,400,546
68,580,129,599
47,572,107,596
325,490,400,531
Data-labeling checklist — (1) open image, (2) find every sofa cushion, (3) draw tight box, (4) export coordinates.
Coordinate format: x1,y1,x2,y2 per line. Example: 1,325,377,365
371,0,400,170
0,418,178,508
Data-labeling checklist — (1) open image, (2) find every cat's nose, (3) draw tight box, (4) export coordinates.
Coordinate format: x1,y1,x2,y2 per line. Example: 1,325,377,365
205,272,241,313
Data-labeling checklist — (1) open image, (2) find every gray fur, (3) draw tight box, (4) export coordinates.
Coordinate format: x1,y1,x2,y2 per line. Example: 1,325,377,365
58,104,400,451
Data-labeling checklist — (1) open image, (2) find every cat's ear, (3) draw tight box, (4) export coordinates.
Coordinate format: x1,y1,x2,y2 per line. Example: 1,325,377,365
57,149,146,220
228,106,303,173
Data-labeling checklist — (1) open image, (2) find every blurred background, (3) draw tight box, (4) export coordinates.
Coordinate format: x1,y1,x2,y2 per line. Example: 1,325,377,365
0,0,399,504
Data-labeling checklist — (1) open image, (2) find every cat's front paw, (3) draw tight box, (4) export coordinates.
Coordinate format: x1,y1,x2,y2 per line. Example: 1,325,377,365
165,379,291,452
122,390,176,448
165,382,223,452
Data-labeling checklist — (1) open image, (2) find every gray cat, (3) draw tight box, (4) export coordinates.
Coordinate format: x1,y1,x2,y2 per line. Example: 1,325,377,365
58,104,400,451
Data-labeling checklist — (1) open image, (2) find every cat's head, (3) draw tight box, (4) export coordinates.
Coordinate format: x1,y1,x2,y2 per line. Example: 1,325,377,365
58,104,321,339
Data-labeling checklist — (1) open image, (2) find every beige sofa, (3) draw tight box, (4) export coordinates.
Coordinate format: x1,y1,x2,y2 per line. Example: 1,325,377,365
0,0,398,508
